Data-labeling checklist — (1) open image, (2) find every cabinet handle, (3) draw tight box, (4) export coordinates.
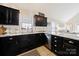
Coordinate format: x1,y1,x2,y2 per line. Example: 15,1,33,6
69,41,74,44
54,37,57,39
9,38,13,40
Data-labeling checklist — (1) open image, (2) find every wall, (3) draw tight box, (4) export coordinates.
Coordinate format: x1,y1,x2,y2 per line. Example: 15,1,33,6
0,3,79,33
46,3,79,33
66,13,79,33
0,3,49,33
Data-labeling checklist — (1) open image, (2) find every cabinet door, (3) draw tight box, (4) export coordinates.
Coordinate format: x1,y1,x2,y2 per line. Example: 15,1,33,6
0,36,16,56
16,34,47,55
63,43,78,56
16,35,34,54
16,34,39,54
63,38,79,56
28,34,41,46
12,10,19,25
0,5,19,25
8,9,19,25
0,6,8,24
11,9,19,25
17,34,41,51
28,33,47,47
39,33,47,44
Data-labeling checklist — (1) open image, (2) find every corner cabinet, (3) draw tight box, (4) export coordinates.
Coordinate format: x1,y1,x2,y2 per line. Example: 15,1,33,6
16,33,47,55
0,33,47,56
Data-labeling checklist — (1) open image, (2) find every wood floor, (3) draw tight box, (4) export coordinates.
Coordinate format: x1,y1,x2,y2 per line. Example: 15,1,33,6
18,46,56,56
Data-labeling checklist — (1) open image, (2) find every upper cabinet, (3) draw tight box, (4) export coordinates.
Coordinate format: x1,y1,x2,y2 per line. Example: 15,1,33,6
0,5,19,25
34,15,47,27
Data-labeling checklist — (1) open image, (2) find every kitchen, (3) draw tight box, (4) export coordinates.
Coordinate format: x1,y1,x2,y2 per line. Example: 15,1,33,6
0,3,79,56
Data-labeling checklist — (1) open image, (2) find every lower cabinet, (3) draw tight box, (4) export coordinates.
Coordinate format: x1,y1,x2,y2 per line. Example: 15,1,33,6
51,35,64,56
16,33,47,55
0,33,47,56
51,35,79,56
63,38,79,56
0,36,17,56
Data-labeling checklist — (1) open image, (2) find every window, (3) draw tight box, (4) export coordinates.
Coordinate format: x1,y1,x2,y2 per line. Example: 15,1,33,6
76,25,79,33
21,23,32,29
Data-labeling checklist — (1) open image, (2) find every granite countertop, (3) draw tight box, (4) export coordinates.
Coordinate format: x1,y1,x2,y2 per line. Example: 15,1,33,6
51,32,79,40
0,32,44,37
0,31,79,41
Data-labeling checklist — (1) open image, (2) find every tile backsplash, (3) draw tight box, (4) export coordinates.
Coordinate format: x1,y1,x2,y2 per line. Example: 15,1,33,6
0,25,20,34
0,25,47,34
33,27,47,33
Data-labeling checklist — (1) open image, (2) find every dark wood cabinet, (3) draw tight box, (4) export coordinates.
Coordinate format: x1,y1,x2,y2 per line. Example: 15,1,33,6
0,36,17,56
63,38,79,56
16,33,47,54
0,33,47,56
0,6,8,24
0,5,19,25
34,15,47,26
8,8,19,25
51,35,79,56
51,35,63,55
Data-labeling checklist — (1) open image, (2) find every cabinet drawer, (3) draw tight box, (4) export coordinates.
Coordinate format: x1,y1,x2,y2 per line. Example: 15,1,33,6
51,40,63,46
51,45,60,52
52,36,58,39
0,36,16,43
64,38,79,47
51,36,58,40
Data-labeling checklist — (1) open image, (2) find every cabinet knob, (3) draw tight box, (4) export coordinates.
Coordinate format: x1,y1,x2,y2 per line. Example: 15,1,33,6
55,50,57,52
9,38,13,40
54,45,57,47
54,40,57,42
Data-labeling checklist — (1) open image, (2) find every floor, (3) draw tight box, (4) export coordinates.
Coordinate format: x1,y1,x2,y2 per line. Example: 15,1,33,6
18,46,56,56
